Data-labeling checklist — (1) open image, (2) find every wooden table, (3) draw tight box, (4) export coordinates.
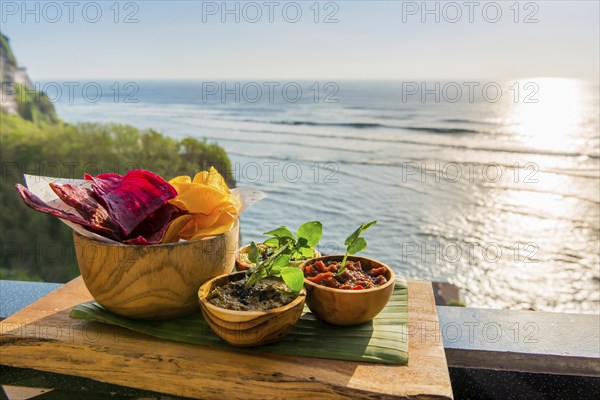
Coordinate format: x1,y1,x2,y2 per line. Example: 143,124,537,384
0,277,453,399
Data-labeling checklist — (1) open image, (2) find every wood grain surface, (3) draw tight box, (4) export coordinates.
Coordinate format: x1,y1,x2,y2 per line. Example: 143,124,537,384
198,271,306,347
73,220,239,320
0,277,453,399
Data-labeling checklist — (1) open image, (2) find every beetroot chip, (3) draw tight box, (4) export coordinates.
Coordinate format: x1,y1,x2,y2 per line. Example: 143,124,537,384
49,183,122,240
123,204,181,245
85,170,177,237
122,236,151,245
15,184,115,237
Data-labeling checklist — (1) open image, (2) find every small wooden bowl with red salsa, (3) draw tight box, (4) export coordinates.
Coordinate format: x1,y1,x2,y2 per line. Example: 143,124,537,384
300,255,395,326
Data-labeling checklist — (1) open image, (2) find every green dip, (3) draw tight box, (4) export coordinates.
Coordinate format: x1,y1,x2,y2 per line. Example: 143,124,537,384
207,275,297,311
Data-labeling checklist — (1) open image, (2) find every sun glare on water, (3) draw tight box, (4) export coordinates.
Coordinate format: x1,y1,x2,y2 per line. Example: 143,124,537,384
504,78,592,154
450,77,600,311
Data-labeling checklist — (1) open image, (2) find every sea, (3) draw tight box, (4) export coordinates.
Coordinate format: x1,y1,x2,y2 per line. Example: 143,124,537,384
48,78,600,314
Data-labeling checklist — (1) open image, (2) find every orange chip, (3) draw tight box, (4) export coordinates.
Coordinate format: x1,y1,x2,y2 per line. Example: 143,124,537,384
193,167,231,194
166,168,239,241
187,212,237,240
169,175,192,186
188,204,237,229
162,214,194,243
168,183,232,214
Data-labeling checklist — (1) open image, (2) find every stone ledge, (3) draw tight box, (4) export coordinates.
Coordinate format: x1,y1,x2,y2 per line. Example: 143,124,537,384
437,305,600,376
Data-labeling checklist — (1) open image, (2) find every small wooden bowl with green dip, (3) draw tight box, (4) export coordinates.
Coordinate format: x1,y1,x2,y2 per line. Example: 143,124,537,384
198,271,306,347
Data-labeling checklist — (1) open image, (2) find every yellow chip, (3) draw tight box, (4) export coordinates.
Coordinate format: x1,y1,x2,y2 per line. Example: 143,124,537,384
189,204,237,229
168,183,232,214
187,212,237,240
193,167,231,194
161,214,194,243
167,168,239,241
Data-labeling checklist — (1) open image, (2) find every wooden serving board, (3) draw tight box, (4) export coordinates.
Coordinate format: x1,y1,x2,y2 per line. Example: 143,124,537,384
0,277,452,399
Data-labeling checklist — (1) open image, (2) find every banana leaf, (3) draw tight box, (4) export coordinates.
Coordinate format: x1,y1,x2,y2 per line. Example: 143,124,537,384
70,278,408,365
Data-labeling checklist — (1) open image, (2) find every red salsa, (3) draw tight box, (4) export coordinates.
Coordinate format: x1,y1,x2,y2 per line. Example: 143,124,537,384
304,260,388,290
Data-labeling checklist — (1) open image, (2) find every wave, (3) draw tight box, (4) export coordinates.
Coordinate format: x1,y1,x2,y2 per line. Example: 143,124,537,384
218,124,599,161
343,105,418,112
169,112,481,134
185,134,371,154
226,146,599,188
370,114,416,121
239,118,478,133
246,119,389,129
442,118,496,125
170,117,600,171
483,185,600,205
226,151,415,189
403,127,479,134
494,204,597,227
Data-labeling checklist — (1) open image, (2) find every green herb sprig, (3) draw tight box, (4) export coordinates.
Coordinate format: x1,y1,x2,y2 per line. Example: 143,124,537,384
337,221,377,275
246,221,323,294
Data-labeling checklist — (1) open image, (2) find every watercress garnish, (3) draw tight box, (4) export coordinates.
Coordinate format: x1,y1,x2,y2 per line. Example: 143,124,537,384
337,221,377,275
263,221,322,260
246,221,323,294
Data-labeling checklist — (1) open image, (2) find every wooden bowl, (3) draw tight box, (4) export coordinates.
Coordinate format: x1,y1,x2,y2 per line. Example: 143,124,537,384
198,271,306,347
73,220,239,320
235,243,320,271
300,255,395,326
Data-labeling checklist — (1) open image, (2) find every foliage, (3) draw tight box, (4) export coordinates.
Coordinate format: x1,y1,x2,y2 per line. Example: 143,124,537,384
246,221,323,294
338,221,377,275
262,221,322,260
0,112,234,282
2,31,58,124
13,83,59,125
0,32,17,65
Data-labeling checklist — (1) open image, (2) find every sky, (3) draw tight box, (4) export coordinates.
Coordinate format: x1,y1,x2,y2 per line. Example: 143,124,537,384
1,0,599,81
